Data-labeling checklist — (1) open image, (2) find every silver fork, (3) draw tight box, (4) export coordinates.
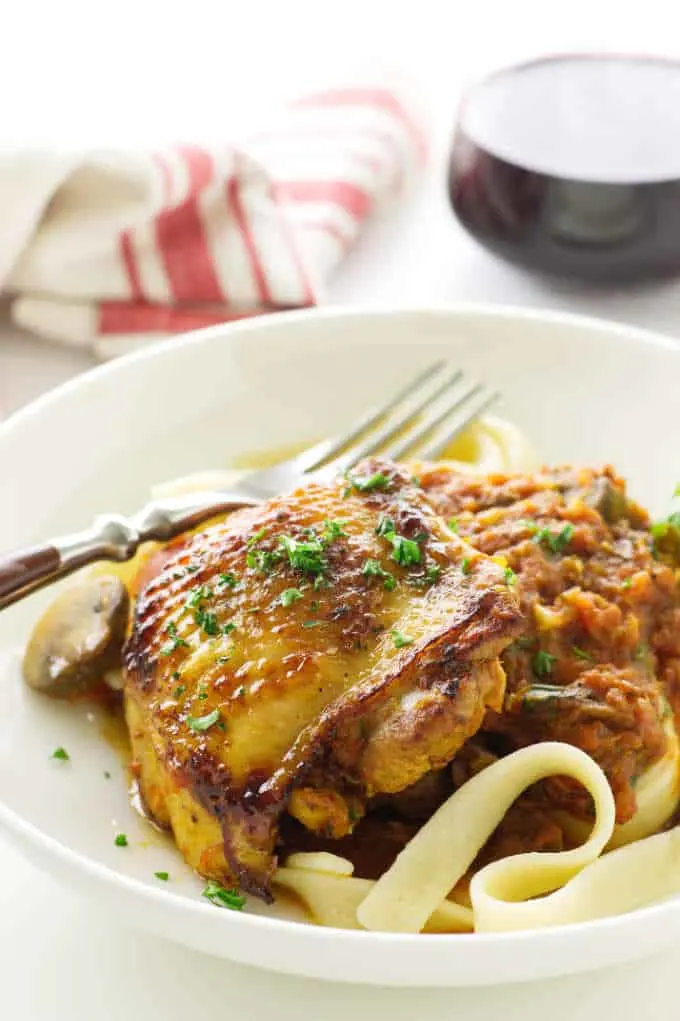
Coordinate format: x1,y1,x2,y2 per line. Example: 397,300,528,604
0,362,497,610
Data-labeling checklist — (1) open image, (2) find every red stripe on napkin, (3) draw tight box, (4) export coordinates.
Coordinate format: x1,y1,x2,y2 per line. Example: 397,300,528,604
119,231,145,301
179,145,215,195
155,151,225,304
274,180,372,219
99,301,281,335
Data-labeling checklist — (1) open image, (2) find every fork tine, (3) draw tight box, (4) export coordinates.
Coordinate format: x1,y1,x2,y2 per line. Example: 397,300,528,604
381,381,497,461
413,387,499,461
340,368,463,469
301,360,447,472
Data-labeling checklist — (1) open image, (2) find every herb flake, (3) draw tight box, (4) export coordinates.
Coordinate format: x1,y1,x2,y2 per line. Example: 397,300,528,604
362,558,396,591
572,646,594,662
532,650,558,677
534,524,574,555
202,880,246,911
391,629,414,649
346,471,391,493
187,709,221,732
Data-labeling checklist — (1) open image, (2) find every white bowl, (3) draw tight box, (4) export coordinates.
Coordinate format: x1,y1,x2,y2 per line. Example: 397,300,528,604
2,305,680,987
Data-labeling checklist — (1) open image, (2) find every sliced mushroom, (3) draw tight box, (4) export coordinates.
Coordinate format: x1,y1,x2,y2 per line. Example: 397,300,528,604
23,575,129,697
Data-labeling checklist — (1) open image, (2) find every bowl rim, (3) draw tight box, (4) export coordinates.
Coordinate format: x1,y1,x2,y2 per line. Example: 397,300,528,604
2,300,680,964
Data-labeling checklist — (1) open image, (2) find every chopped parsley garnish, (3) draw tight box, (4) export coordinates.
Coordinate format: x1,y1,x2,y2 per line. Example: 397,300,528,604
202,880,246,911
362,558,396,591
198,690,209,700
114,833,128,847
185,584,211,609
51,747,69,761
246,548,280,573
186,564,200,574
622,577,633,590
391,629,414,649
279,534,327,576
154,871,169,881
448,518,459,534
161,621,189,656
346,470,391,493
173,684,186,698
172,671,181,681
302,620,323,628
280,587,304,608
313,575,329,591
461,557,471,575
534,524,574,555
388,533,422,567
504,567,517,586
247,528,268,547
223,622,237,635
323,519,347,541
310,600,320,612
234,685,246,698
217,572,239,589
194,608,220,637
650,511,680,559
635,643,649,661
187,709,221,732
376,514,396,537
532,650,558,677
572,646,594,662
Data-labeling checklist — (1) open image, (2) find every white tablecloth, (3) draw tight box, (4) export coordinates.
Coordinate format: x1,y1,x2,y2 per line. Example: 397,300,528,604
3,2,680,1015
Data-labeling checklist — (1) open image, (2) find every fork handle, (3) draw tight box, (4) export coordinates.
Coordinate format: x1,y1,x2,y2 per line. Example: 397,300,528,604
0,536,115,611
0,544,62,606
0,491,260,612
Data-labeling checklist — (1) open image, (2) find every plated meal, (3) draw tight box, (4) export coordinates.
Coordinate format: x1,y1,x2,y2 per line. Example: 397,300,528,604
21,412,680,936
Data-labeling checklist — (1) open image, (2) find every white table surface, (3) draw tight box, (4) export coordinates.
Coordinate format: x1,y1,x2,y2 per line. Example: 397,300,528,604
4,2,680,1015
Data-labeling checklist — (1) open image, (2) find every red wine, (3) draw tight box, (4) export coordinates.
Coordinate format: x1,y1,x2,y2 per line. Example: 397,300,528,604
448,55,680,281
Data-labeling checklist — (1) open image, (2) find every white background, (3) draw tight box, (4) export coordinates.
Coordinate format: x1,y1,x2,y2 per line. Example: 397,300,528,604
4,1,680,1016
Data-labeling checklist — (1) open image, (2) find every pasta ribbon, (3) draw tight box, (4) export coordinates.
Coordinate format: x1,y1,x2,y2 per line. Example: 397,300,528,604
274,855,473,933
278,741,680,935
357,742,616,933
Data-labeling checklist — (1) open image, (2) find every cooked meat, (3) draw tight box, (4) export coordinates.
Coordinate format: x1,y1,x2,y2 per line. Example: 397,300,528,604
124,459,522,898
418,463,680,824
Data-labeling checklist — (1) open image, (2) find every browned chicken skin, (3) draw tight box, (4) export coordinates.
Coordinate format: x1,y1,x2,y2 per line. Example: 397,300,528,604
418,463,680,825
124,460,522,897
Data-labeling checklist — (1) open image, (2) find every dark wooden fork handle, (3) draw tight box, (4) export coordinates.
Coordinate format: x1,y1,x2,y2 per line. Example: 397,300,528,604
0,544,62,606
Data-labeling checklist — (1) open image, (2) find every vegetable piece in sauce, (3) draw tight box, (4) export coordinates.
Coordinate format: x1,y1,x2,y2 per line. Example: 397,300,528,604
22,575,129,697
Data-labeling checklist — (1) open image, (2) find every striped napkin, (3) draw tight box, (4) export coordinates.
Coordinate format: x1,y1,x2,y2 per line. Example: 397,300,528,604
3,85,425,359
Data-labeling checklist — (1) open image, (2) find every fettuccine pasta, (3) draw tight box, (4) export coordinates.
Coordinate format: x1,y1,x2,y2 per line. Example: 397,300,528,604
278,742,680,934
